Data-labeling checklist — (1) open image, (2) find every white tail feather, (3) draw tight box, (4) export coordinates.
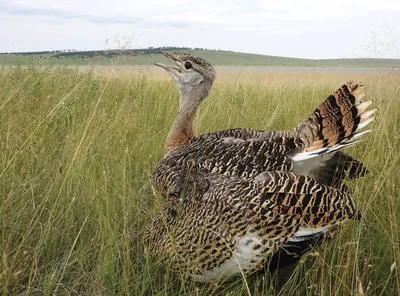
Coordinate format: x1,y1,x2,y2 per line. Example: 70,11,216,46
360,109,377,120
349,130,372,140
292,140,362,161
358,117,375,130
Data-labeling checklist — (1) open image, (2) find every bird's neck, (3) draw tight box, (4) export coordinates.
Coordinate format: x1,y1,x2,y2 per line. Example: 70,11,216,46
165,94,200,154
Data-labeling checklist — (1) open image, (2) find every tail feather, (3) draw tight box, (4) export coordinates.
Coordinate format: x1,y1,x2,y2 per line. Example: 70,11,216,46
314,151,369,187
292,150,369,189
292,81,376,161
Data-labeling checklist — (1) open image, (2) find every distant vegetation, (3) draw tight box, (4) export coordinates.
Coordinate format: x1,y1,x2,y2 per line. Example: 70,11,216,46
1,47,201,59
1,47,399,67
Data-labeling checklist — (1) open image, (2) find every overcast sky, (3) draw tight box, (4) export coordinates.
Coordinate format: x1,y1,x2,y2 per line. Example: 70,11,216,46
1,0,399,59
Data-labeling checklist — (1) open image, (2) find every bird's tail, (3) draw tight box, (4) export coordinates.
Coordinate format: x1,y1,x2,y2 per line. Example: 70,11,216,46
292,81,376,161
314,151,369,188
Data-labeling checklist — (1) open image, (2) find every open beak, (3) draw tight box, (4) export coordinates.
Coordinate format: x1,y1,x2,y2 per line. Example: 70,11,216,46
154,52,183,76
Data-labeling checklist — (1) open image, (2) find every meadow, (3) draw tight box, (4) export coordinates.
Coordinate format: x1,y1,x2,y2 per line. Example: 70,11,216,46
2,50,400,68
1,65,400,295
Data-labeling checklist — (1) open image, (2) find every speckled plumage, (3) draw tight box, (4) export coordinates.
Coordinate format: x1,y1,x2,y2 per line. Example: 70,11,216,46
146,54,375,282
147,171,358,282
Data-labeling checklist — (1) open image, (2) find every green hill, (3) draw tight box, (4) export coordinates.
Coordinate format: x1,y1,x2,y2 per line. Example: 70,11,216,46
0,47,399,67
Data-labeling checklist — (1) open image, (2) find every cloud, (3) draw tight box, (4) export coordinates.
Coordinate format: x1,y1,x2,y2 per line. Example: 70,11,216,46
258,0,400,13
0,2,204,28
0,0,398,58
0,5,143,24
0,0,196,18
0,2,274,28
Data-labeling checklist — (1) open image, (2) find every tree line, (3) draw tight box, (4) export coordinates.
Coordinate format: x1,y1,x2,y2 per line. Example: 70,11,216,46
1,47,228,59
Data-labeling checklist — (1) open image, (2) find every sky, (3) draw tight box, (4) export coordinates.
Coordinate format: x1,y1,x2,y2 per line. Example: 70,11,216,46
0,0,399,59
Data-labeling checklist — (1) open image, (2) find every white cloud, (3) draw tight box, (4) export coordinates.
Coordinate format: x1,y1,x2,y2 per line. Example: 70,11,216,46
0,0,399,58
259,0,400,13
3,0,202,21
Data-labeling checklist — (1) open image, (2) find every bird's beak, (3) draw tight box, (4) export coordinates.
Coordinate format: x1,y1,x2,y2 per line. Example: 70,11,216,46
154,52,183,76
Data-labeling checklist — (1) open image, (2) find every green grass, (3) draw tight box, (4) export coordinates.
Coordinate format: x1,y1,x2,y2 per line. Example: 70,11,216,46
1,49,400,67
1,65,400,295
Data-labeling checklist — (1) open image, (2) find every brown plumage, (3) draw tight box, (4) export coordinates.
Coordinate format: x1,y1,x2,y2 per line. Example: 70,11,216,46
146,53,375,282
147,171,358,282
294,82,374,154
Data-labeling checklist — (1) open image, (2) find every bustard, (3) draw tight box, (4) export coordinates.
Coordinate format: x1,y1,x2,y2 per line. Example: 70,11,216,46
146,52,375,282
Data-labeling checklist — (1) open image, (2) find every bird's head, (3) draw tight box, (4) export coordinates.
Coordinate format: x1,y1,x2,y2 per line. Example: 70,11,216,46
154,52,216,101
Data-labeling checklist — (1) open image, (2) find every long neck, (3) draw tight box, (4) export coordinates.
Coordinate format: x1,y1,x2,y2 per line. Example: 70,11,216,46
165,93,201,154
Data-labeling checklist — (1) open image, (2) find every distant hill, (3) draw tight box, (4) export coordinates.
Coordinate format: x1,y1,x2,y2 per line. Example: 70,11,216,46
0,47,399,68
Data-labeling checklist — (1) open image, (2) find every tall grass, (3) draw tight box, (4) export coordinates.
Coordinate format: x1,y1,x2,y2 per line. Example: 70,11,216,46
1,65,399,295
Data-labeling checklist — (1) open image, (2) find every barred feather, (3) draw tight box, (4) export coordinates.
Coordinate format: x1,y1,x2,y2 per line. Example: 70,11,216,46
146,171,358,282
292,81,376,161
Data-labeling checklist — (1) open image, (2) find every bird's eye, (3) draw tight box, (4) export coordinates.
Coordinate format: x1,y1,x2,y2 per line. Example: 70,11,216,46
184,61,192,70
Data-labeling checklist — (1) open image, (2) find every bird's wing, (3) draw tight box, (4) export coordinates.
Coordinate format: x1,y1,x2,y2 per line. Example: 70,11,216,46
251,171,359,240
196,170,359,257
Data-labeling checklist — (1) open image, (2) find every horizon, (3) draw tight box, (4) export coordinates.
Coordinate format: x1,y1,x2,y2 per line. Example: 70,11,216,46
1,46,399,61
1,0,399,60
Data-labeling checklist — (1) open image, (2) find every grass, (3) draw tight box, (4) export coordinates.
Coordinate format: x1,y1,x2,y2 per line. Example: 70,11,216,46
1,65,400,295
1,50,400,67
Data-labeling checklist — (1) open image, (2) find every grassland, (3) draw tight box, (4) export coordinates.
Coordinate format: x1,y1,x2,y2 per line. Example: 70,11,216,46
1,49,400,67
1,65,400,295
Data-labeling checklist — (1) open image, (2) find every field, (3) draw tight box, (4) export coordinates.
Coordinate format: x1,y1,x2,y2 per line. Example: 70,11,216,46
1,49,400,68
1,65,400,295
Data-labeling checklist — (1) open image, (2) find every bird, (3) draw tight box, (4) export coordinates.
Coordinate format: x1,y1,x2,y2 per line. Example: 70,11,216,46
146,52,376,282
